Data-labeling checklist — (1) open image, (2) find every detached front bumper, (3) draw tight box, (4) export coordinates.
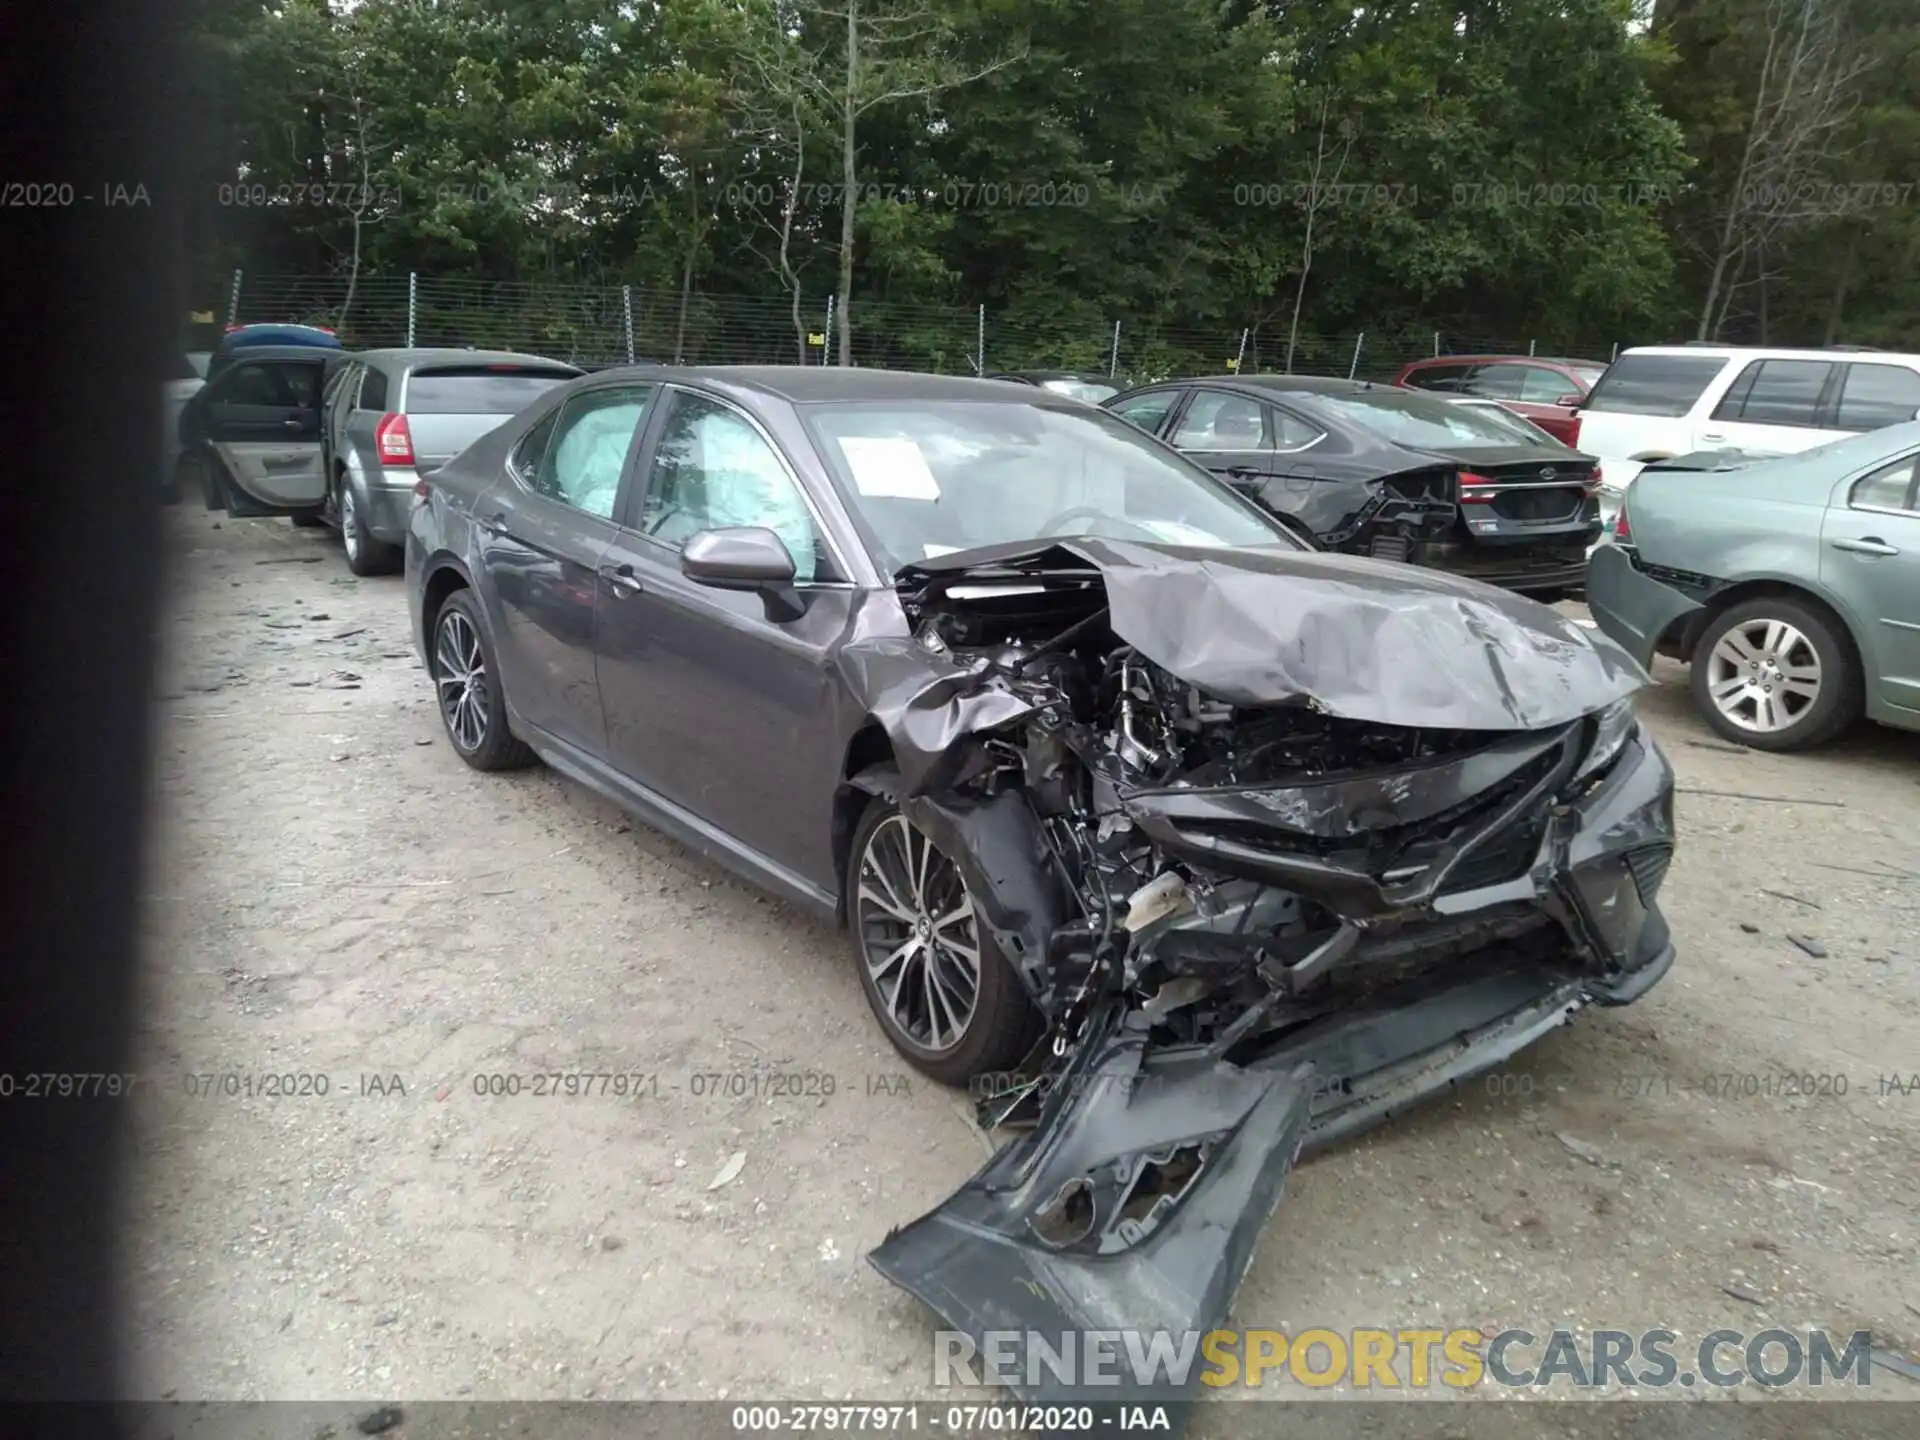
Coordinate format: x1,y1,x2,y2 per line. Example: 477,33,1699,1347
871,727,1676,1418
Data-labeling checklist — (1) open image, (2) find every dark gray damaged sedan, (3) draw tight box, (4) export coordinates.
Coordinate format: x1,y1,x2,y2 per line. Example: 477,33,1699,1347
406,366,1676,1406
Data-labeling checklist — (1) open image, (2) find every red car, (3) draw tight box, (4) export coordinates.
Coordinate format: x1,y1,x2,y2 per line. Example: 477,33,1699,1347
1391,354,1608,447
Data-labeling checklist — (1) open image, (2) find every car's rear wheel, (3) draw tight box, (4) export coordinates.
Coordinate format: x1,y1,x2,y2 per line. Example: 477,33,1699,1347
430,589,535,771
338,476,401,576
1690,596,1859,751
847,801,1035,1086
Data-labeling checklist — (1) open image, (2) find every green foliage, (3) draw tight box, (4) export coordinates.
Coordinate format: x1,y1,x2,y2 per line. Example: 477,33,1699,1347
187,0,1917,354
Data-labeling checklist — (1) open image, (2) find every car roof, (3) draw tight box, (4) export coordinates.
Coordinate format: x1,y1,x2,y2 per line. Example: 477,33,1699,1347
991,370,1113,382
352,348,582,371
1154,374,1388,398
1404,353,1608,368
1618,344,1920,363
577,365,1059,405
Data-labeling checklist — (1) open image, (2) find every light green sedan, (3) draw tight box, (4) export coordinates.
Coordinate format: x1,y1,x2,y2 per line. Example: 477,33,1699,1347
1586,420,1920,752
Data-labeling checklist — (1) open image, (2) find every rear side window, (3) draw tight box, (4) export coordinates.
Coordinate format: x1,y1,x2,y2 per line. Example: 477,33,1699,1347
1836,364,1920,431
406,367,576,415
358,367,389,411
222,360,321,408
1713,359,1833,427
1403,363,1474,392
1581,355,1726,416
1849,456,1918,512
1517,367,1580,403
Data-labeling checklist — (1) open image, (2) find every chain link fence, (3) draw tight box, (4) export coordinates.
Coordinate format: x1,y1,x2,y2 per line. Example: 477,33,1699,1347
218,270,1626,382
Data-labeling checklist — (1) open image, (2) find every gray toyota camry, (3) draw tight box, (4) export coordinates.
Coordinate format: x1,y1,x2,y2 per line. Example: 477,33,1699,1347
405,365,1677,1402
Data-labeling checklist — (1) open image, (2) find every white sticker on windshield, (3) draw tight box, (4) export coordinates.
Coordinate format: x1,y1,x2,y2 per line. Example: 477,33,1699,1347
838,436,941,500
923,543,961,558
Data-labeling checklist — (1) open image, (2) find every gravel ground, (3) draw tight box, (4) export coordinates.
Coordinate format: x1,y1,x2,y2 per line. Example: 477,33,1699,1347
122,510,1920,1429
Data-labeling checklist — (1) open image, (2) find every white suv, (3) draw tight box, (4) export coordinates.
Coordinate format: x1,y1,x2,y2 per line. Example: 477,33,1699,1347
1576,345,1920,521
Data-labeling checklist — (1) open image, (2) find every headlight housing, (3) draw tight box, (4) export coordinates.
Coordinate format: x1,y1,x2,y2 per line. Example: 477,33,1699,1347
1576,697,1637,780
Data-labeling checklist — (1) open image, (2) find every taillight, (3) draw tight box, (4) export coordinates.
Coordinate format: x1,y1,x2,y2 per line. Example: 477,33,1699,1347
374,412,415,465
1613,492,1631,541
1458,470,1497,504
1581,466,1604,496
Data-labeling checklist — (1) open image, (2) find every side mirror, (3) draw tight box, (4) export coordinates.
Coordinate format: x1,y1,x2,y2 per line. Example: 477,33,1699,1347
1557,393,1583,408
681,526,806,621
681,526,797,589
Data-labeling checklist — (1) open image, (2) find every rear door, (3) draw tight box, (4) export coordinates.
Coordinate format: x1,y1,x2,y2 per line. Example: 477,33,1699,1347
1832,361,1920,437
199,355,330,513
473,382,660,758
1167,387,1285,494
401,363,581,475
1821,449,1920,717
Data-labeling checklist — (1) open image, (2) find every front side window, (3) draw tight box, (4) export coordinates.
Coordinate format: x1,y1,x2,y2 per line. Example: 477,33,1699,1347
803,400,1294,573
1836,364,1920,432
1581,354,1727,417
526,385,654,519
1171,390,1269,450
639,391,827,583
1464,365,1525,400
1849,455,1919,513
1109,390,1181,433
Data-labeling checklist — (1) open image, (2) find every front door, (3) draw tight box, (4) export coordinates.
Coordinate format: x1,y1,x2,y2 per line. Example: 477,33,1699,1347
474,383,658,757
198,355,330,514
1822,449,1920,717
594,386,859,892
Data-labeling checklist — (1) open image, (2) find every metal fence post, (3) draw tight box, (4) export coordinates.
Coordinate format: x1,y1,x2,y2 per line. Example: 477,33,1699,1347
622,285,634,365
824,295,836,367
226,269,244,327
1109,321,1121,378
1611,341,1620,362
406,272,418,347
977,303,986,376
1528,338,1537,356
1433,330,1440,358
1234,327,1249,374
1348,332,1365,380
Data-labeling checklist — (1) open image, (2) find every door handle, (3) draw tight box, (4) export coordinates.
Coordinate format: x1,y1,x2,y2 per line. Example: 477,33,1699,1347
599,562,644,596
283,417,305,430
1698,432,1726,442
1830,536,1900,556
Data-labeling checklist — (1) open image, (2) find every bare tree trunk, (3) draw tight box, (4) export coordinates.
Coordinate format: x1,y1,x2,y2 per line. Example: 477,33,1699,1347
337,85,371,335
781,114,807,361
1285,95,1349,375
835,0,859,367
1822,230,1856,345
676,179,700,364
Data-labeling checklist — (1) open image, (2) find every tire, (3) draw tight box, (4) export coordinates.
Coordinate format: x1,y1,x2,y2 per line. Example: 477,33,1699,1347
338,474,401,576
429,589,536,771
846,798,1036,1086
1689,595,1859,752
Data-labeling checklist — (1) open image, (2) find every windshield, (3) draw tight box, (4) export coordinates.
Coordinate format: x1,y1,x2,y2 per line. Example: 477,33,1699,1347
1039,378,1120,403
1307,388,1544,449
802,401,1296,572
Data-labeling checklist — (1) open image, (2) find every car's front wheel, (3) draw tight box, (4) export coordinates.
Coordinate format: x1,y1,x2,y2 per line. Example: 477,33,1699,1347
847,801,1035,1086
1690,596,1859,751
430,589,534,771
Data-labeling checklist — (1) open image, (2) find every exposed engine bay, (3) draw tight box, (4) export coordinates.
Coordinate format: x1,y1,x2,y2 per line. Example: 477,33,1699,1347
849,538,1677,1421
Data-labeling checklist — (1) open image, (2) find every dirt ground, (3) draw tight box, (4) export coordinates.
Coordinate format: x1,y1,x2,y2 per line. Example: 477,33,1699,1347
122,508,1920,1429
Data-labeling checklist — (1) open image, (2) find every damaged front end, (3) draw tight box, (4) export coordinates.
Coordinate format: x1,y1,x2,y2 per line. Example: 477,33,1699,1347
855,539,1676,1409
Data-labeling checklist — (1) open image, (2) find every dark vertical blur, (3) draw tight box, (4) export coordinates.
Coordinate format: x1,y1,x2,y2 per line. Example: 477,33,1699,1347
0,0,177,1416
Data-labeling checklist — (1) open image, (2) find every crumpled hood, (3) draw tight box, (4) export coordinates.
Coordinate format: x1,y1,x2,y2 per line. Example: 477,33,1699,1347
898,537,1646,731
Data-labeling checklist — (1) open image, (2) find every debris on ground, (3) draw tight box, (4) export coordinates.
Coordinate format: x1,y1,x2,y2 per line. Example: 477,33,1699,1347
1787,934,1829,958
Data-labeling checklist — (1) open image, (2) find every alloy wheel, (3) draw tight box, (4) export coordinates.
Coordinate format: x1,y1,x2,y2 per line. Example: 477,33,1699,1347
854,814,981,1055
434,609,489,752
1703,617,1821,734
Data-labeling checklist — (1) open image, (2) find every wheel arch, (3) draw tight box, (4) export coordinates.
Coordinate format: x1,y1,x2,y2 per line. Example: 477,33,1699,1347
1675,578,1866,685
419,555,476,658
831,725,901,928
